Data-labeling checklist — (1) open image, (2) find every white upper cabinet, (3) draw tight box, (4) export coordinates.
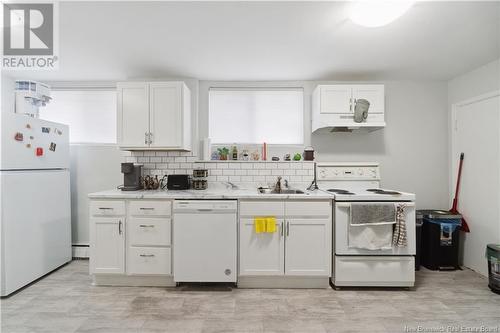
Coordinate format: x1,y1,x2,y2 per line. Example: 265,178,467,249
318,85,353,114
117,82,149,148
117,81,191,151
312,84,385,132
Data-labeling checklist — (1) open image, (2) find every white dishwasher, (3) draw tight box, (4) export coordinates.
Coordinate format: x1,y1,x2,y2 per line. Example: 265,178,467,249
173,200,237,283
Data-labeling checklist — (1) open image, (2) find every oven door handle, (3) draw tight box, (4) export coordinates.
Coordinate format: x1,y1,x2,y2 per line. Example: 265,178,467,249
336,202,415,208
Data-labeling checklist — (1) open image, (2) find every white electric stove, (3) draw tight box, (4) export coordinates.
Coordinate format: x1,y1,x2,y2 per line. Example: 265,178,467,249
316,162,416,288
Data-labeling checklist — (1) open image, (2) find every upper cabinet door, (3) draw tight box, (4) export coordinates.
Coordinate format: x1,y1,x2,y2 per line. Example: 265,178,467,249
117,82,149,147
351,85,385,114
319,85,352,114
149,82,183,148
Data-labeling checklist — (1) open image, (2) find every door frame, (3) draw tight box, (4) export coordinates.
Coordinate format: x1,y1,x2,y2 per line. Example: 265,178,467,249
450,90,500,205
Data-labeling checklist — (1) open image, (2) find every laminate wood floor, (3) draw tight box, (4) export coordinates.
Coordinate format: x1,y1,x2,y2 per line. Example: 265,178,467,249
1,260,499,333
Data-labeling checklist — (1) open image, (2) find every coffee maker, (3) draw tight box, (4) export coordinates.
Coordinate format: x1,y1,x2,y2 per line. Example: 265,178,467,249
121,163,143,191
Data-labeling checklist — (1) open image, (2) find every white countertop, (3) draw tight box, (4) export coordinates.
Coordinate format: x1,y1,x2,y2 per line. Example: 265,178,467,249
88,183,334,200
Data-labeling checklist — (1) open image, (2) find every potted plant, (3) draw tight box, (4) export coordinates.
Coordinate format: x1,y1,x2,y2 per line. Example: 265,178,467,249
217,147,229,160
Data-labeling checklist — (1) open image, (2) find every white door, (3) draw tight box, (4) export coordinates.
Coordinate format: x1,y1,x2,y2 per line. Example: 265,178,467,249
117,82,149,147
284,219,331,276
352,85,385,114
320,85,352,114
90,217,125,274
239,219,284,276
149,82,182,148
452,93,500,276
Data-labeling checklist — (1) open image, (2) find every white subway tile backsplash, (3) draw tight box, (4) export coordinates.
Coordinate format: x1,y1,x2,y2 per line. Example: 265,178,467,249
126,155,315,184
265,163,278,170
217,163,229,169
296,169,308,176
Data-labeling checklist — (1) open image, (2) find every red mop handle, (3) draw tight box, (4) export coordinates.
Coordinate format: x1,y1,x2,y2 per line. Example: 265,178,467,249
452,153,464,211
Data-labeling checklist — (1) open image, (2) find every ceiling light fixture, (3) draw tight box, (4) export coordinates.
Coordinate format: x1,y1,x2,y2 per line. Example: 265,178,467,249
349,1,415,28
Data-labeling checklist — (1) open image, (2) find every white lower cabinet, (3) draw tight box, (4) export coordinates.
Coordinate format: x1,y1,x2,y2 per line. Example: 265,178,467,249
239,218,285,276
90,204,126,274
239,200,332,278
89,199,173,281
285,219,331,276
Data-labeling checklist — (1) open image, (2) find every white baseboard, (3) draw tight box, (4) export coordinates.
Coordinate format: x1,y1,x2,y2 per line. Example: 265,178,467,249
72,245,89,259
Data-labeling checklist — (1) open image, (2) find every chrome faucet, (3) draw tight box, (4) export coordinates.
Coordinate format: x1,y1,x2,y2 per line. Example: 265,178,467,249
274,176,282,193
227,181,239,190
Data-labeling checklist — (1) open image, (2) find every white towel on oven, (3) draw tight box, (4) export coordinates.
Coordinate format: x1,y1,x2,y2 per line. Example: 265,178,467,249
348,224,393,250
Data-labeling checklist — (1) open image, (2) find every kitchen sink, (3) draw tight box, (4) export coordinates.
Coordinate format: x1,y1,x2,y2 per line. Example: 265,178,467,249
257,188,305,194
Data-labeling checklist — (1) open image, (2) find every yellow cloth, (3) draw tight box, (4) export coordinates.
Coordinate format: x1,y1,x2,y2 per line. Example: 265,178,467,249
266,217,277,233
254,217,266,233
254,217,277,233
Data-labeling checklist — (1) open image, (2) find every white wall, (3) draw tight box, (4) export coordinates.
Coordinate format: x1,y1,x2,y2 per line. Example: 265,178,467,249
70,145,123,246
1,75,16,114
448,58,500,275
199,80,450,209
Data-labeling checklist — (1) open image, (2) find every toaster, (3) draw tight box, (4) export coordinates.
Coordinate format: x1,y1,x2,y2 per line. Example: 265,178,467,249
167,174,190,190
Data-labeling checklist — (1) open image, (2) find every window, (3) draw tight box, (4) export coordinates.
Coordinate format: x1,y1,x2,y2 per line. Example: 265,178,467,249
209,88,304,144
42,90,117,144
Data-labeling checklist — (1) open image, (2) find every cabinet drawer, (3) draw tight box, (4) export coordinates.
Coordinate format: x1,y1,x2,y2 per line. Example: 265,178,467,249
127,247,171,275
285,201,331,217
90,201,126,216
239,201,284,217
128,218,171,246
129,200,171,216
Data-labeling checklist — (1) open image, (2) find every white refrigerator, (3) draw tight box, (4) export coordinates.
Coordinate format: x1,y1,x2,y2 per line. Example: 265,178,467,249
1,112,71,296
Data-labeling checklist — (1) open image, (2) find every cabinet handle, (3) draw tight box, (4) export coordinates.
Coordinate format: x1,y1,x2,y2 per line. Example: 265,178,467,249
139,224,155,228
140,254,155,258
280,221,284,237
118,220,123,235
149,132,153,144
139,207,155,210
286,221,290,237
98,207,113,210
349,98,352,112
145,132,148,145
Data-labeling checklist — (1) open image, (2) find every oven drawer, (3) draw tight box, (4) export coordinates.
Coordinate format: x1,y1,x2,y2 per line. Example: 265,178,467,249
334,256,414,287
127,247,171,275
129,200,171,217
128,218,171,246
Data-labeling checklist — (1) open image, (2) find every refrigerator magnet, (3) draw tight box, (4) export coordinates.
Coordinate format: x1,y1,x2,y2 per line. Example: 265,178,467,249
49,142,57,152
26,143,32,148
26,124,31,129
41,127,50,133
14,132,24,141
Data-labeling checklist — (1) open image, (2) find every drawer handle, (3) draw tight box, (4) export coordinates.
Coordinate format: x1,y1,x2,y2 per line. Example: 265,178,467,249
139,207,155,210
140,254,155,258
139,224,155,228
98,207,113,210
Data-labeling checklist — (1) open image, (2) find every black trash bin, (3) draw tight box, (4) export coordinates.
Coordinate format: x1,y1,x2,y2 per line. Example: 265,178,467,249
486,244,500,294
415,211,424,271
420,210,462,271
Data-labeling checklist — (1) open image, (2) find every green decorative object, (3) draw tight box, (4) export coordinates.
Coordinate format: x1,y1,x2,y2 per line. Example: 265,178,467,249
217,147,229,160
293,153,302,161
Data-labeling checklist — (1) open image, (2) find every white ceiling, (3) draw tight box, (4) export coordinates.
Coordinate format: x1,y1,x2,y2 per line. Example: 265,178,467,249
4,1,500,82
